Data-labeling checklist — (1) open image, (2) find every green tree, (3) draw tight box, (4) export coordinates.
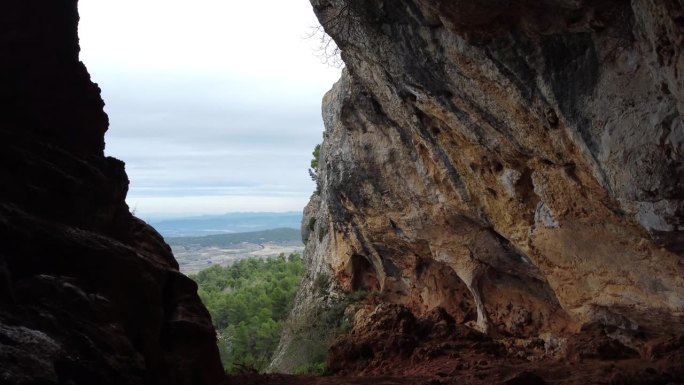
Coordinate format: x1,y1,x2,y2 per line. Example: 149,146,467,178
309,144,321,180
191,254,306,373
309,144,322,194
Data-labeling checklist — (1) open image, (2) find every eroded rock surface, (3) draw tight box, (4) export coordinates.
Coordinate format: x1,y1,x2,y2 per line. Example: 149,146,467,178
0,1,224,384
276,0,684,381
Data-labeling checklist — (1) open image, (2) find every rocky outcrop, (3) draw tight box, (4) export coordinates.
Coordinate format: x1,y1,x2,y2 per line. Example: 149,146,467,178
280,0,684,379
0,1,224,384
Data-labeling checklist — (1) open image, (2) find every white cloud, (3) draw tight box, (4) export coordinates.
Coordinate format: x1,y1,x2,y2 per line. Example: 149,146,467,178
78,0,335,79
78,0,339,219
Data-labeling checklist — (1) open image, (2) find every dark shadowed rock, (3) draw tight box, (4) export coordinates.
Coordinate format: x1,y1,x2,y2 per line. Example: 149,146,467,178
503,371,547,385
0,1,224,384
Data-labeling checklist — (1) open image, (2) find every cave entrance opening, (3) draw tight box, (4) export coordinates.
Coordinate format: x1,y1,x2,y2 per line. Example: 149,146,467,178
75,0,342,377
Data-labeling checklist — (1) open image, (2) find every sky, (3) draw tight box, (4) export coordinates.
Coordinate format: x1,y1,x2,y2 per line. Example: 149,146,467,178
77,0,341,221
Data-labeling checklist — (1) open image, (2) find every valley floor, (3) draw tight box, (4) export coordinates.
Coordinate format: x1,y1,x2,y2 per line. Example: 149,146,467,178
173,242,304,274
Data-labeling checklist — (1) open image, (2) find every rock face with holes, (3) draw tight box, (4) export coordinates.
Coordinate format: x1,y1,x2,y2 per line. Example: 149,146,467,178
279,0,684,374
0,1,224,384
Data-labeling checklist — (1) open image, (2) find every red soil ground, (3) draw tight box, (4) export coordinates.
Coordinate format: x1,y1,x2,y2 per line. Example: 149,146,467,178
227,305,684,385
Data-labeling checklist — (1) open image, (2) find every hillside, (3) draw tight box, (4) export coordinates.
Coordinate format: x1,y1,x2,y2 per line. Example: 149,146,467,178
192,254,306,373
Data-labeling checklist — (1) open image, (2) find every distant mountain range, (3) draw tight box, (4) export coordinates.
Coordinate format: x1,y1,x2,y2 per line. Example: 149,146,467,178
165,228,302,248
148,212,303,237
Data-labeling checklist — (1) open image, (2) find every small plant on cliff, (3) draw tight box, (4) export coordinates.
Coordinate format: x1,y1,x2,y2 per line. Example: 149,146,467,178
309,0,370,68
308,144,322,194
312,273,331,296
310,25,343,68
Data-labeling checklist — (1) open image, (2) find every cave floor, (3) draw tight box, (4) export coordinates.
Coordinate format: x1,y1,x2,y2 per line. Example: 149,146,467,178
228,356,684,385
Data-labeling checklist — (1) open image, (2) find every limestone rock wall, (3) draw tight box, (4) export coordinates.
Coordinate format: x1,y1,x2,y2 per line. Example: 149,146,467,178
303,0,684,347
0,1,224,384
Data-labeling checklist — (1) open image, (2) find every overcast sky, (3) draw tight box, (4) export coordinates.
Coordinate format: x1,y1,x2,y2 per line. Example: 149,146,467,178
78,0,340,220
